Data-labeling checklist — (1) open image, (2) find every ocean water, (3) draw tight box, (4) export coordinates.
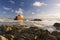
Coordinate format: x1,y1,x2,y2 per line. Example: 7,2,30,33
24,20,58,33
0,20,60,33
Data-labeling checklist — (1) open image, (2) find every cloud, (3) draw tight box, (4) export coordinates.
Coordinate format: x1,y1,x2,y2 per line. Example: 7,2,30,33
11,10,14,12
9,0,15,4
15,8,23,15
33,1,47,7
56,4,60,6
3,7,14,13
3,7,11,10
34,13,60,19
55,4,60,8
32,12,35,14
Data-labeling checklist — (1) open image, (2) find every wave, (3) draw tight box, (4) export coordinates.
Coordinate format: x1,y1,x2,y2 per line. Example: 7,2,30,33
24,21,57,33
0,20,59,33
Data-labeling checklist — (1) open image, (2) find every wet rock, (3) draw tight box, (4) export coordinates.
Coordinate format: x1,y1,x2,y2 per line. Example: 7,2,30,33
53,23,60,29
0,35,8,40
0,25,59,40
52,31,60,40
32,19,42,21
53,23,60,27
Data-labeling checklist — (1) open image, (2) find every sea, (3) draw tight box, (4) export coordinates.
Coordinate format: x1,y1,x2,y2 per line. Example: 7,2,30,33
0,19,60,33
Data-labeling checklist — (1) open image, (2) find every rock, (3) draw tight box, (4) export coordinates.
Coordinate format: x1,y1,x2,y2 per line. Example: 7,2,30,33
47,34,57,40
53,23,60,29
0,35,8,40
14,15,24,20
32,19,42,21
52,31,60,40
0,25,59,40
53,23,60,27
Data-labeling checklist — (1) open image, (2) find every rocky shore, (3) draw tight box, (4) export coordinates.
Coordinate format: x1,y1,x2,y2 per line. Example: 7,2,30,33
0,25,60,40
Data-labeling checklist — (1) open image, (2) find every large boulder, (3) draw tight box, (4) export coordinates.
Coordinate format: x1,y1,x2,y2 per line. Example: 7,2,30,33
14,15,24,20
53,23,60,29
0,25,58,40
0,35,8,40
53,23,60,27
32,19,42,21
52,31,60,40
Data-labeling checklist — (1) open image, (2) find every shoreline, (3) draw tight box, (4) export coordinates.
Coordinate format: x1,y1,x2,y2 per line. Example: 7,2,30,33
0,25,59,40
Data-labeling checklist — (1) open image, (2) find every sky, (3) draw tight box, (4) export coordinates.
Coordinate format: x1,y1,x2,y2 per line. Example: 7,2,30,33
0,0,60,19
